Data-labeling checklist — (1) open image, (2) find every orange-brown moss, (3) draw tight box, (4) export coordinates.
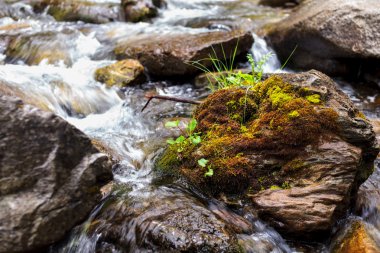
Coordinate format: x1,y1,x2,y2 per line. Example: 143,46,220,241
157,75,340,195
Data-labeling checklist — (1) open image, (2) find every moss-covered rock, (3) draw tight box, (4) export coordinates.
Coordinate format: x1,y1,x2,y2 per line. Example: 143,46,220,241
95,59,146,87
156,70,379,237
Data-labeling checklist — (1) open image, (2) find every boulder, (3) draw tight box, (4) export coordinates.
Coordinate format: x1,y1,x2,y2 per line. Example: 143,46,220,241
95,59,146,87
331,220,380,253
0,95,113,253
157,70,378,237
32,0,122,23
264,0,380,78
82,185,248,252
115,30,254,76
122,0,165,22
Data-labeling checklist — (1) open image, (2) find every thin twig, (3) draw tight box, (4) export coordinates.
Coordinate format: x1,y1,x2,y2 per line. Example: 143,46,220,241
141,94,202,112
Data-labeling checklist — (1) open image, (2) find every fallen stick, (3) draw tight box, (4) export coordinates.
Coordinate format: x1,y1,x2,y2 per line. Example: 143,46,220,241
141,94,202,112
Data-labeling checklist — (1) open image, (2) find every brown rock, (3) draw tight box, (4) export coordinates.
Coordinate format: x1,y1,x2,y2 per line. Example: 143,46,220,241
115,30,253,76
0,95,113,253
122,0,164,22
95,59,146,87
265,0,380,78
252,135,362,236
32,0,122,24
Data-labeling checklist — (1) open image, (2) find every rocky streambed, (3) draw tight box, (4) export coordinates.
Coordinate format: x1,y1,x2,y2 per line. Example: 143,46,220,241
0,0,379,253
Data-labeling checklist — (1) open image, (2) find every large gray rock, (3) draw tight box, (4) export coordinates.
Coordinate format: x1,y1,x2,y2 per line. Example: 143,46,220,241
265,0,380,78
0,95,113,253
115,30,254,76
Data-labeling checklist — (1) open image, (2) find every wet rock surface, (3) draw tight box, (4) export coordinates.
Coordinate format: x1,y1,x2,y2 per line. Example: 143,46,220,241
95,59,146,87
157,70,378,238
114,30,254,76
0,95,113,253
4,29,95,66
85,185,246,253
356,162,380,229
331,219,380,253
32,0,122,24
122,0,165,22
265,0,380,79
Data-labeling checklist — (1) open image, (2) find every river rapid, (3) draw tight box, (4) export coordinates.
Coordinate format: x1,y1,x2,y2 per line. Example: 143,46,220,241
0,1,379,252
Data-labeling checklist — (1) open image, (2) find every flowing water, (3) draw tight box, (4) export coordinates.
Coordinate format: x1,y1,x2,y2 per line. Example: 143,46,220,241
0,0,379,252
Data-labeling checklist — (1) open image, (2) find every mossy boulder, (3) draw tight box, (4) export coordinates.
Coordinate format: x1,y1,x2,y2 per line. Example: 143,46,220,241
95,59,146,87
157,70,379,237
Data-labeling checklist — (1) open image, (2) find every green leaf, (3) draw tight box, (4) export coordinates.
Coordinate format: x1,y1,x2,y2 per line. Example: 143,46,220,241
187,118,197,133
204,167,214,177
175,135,186,144
165,120,180,128
166,138,176,145
190,135,201,145
197,158,208,168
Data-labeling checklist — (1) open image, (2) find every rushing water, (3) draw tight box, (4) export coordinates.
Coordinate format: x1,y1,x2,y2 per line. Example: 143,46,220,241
0,0,379,253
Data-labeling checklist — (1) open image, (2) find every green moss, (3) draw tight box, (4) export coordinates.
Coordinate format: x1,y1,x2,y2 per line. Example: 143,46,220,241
268,85,293,108
306,94,321,104
269,185,282,190
156,75,339,196
288,110,300,118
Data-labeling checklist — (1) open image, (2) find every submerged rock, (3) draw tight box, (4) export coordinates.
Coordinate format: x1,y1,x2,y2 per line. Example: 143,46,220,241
95,59,146,87
122,0,165,22
4,30,94,66
85,185,246,252
331,219,380,253
114,30,254,76
157,70,378,238
32,0,122,23
0,95,113,253
264,0,380,79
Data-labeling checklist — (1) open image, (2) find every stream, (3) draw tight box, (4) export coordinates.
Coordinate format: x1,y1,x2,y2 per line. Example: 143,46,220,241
0,0,379,252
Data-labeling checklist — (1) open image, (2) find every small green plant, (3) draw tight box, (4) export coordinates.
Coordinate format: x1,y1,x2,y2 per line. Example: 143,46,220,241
165,118,201,152
165,119,212,177
198,158,214,177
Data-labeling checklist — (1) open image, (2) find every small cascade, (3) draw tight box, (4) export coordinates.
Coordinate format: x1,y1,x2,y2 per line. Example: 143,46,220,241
251,33,282,73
